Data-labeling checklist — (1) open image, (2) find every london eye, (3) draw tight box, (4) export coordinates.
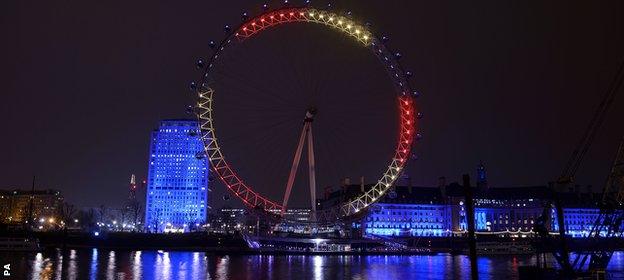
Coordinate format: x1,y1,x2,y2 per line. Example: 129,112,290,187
191,4,421,224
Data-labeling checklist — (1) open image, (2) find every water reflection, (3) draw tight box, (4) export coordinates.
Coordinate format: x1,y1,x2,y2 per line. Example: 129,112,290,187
215,255,229,280
312,255,323,280
133,251,142,280
30,253,43,279
106,251,116,280
6,250,624,279
89,248,98,280
68,250,77,280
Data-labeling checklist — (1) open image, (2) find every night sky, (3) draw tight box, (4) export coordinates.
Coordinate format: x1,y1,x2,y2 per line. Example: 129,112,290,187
1,0,623,209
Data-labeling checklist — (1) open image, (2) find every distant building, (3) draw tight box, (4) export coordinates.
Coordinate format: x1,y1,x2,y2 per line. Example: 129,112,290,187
318,183,618,238
476,162,488,191
0,189,63,224
269,208,312,223
144,120,209,233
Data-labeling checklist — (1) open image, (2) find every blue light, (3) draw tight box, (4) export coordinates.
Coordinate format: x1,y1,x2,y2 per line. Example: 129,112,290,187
475,210,487,230
144,120,209,233
94,231,99,237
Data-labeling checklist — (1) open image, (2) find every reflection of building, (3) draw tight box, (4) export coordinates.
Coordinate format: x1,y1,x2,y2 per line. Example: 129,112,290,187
144,120,209,233
0,189,63,223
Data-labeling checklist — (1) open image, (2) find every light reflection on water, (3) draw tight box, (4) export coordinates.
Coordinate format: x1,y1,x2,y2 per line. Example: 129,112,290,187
3,250,624,279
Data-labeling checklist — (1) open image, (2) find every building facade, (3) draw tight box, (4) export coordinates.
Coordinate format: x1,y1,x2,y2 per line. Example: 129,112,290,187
0,189,63,224
144,120,209,233
319,182,618,238
364,203,452,237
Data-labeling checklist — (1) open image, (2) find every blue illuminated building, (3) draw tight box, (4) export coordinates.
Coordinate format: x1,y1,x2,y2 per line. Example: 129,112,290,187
319,178,619,238
361,186,453,237
144,120,208,233
365,203,452,237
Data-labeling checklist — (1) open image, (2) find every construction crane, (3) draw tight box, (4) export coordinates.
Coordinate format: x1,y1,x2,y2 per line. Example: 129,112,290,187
535,59,624,277
569,139,624,275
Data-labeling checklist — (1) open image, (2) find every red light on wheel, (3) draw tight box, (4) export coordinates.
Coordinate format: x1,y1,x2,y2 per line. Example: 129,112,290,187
200,6,420,221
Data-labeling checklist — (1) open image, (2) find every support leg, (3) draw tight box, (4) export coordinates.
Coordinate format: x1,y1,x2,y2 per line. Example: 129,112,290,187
282,123,308,214
307,125,317,221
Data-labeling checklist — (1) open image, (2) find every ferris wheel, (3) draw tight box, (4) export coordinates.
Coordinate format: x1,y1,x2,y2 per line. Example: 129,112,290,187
191,4,421,224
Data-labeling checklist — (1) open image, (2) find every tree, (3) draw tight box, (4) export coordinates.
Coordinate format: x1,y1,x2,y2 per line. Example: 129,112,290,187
57,202,76,229
77,208,96,232
97,205,108,225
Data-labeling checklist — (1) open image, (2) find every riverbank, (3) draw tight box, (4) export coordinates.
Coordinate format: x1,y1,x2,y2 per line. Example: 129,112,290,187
1,231,622,254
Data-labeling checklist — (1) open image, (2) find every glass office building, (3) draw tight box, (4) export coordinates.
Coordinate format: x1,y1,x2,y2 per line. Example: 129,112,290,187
144,119,208,233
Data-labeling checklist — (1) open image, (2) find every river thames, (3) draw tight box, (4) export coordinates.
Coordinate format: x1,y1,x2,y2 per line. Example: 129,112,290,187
2,250,624,279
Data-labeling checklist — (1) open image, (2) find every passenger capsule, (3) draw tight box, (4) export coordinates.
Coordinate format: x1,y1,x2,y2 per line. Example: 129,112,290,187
389,191,398,199
186,105,194,114
189,82,197,91
209,40,216,49
196,59,205,69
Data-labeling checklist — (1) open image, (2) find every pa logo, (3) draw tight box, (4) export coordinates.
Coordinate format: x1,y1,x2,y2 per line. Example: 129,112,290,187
3,264,9,277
